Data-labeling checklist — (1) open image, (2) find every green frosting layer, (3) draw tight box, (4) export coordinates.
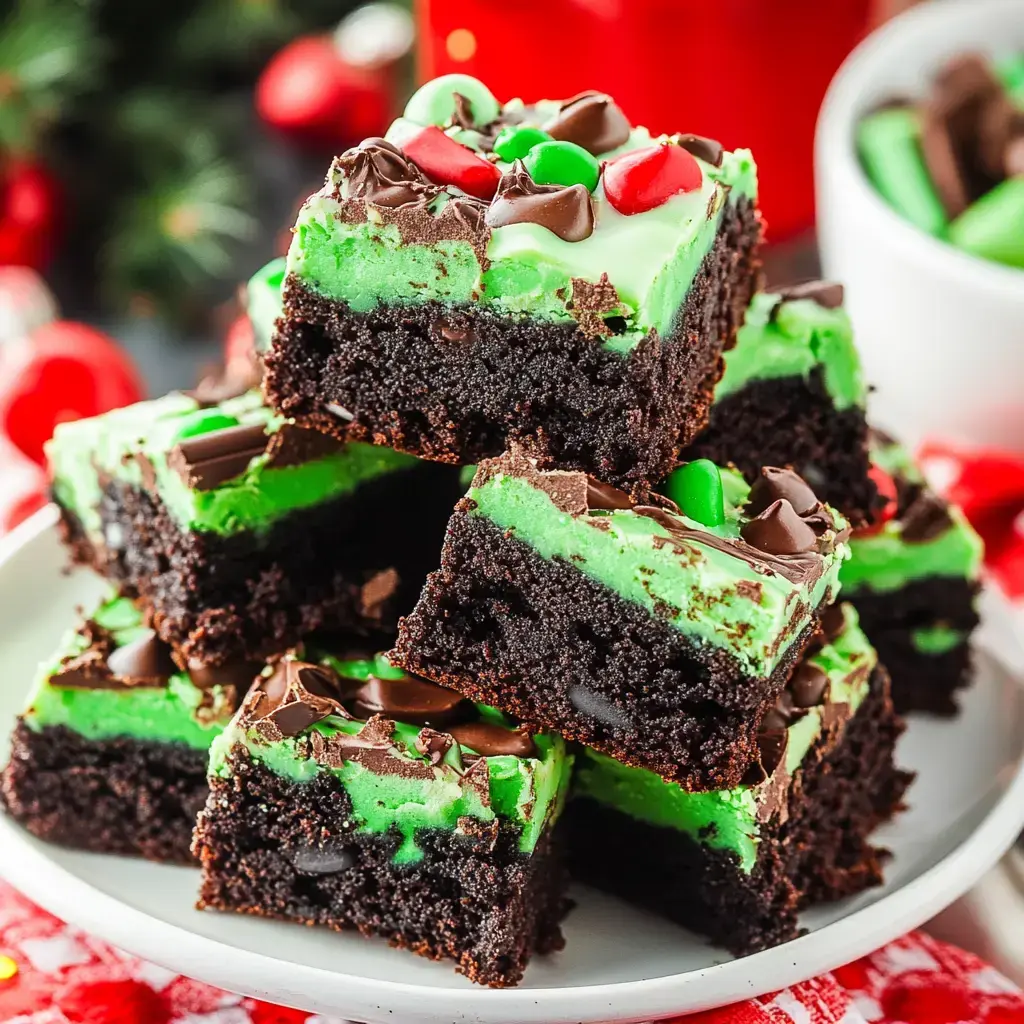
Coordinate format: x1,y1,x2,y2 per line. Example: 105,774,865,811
47,389,417,539
248,256,287,351
717,291,866,410
911,624,968,656
468,467,848,676
573,604,875,872
288,102,757,354
23,595,228,750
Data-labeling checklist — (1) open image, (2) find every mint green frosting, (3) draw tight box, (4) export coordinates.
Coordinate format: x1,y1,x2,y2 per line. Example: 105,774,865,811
47,388,417,539
23,594,230,750
717,292,866,410
574,604,875,872
247,256,286,351
287,101,757,354
468,467,849,676
911,623,968,656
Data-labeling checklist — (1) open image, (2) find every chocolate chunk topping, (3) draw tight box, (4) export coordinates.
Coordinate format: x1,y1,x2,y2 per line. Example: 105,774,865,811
544,91,631,155
186,656,262,691
586,477,633,511
486,161,595,243
448,721,537,758
901,491,954,543
452,92,476,131
747,466,820,517
167,422,269,491
775,280,845,312
789,661,830,708
415,727,454,764
264,422,342,469
106,630,178,686
756,730,787,777
348,672,472,728
337,137,438,209
570,273,625,339
819,603,847,642
675,133,724,167
250,659,347,739
741,499,819,555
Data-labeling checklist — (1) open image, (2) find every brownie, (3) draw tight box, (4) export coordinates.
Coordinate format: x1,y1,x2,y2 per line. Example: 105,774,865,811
264,75,763,497
565,606,911,954
194,650,572,987
48,387,461,667
842,434,983,715
391,451,850,790
683,281,878,526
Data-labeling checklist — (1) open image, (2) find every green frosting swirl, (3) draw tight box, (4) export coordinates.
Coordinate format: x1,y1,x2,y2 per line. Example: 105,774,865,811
716,292,867,410
47,389,418,539
573,604,875,872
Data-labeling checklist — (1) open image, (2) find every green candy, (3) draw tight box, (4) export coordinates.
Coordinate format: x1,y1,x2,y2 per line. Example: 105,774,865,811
175,409,240,440
663,459,725,527
493,125,553,162
949,178,1024,268
524,140,600,192
403,74,500,129
857,107,948,237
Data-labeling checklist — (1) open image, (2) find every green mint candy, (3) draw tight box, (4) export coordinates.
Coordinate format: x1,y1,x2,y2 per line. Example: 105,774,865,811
493,125,553,163
524,140,600,192
664,459,725,527
404,74,500,129
948,178,1024,268
175,409,240,440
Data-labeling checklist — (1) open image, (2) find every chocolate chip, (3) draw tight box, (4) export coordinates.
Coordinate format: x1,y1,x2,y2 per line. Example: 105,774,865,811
756,730,788,776
447,721,537,758
251,659,347,739
544,91,631,155
901,491,953,543
348,673,471,728
107,630,177,686
336,138,438,209
789,661,830,708
290,841,354,875
775,280,845,312
486,162,595,242
415,727,454,764
167,423,270,491
186,656,262,691
741,499,819,555
820,603,847,642
675,133,724,167
586,477,633,511
746,466,820,517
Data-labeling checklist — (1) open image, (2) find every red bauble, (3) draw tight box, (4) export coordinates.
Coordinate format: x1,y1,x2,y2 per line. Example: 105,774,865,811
602,144,702,216
0,160,62,271
256,35,391,146
403,126,501,200
854,465,899,538
0,321,144,466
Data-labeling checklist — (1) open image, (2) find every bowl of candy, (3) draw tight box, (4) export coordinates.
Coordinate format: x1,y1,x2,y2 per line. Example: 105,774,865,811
816,0,1024,452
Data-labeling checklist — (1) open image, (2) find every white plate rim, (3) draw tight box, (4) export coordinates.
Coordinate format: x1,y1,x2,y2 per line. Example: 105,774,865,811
1,507,1024,1023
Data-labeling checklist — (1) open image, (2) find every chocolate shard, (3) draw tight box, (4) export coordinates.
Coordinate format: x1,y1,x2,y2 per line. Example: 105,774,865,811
485,161,595,243
788,661,830,709
106,630,178,687
264,422,342,469
167,422,270,491
448,720,537,758
586,477,634,511
336,137,438,209
901,491,954,543
755,729,788,777
674,133,724,167
250,658,348,739
544,90,631,155
348,671,472,728
415,726,455,765
746,466,820,517
741,499,819,555
775,280,845,312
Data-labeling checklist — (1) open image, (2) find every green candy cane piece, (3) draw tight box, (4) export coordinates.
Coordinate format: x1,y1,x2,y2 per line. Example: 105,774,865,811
858,107,949,237
663,459,725,527
404,74,500,129
949,178,1024,268
493,125,553,163
175,409,240,440
524,140,600,192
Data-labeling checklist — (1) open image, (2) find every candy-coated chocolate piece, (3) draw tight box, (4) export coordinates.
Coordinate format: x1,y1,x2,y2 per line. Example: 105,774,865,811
493,124,552,163
175,409,241,440
664,459,725,527
403,125,502,201
949,177,1024,268
523,140,600,192
602,143,703,216
857,107,949,237
403,73,500,129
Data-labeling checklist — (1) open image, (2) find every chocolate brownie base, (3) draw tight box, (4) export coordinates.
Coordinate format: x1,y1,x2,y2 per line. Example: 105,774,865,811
1,721,207,864
265,199,761,498
849,577,979,716
193,746,567,987
392,510,823,791
58,461,460,667
683,368,878,526
565,667,911,955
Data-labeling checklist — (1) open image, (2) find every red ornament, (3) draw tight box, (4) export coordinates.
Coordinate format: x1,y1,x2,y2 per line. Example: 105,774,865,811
55,977,171,1024
255,35,392,146
602,144,702,216
403,125,502,200
0,160,62,271
0,321,144,466
855,465,899,538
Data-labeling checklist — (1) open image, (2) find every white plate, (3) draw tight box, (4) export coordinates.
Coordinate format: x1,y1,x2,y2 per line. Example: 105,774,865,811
1,508,1024,1024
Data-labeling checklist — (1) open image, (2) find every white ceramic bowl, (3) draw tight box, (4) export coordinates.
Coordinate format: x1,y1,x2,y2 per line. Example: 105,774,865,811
816,0,1024,451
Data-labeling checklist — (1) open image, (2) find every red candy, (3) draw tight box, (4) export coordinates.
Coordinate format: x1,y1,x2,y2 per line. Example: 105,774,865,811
602,143,703,216
403,125,502,201
0,321,144,466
